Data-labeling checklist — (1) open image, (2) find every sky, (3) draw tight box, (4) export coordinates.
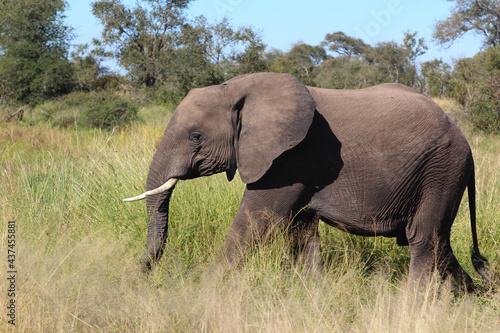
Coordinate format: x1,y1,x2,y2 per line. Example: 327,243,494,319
65,0,484,69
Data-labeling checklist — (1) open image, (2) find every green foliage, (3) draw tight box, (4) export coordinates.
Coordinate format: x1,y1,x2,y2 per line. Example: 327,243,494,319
70,39,114,91
448,57,481,106
449,46,500,133
420,59,452,97
323,31,368,58
273,31,426,90
91,1,267,95
164,17,267,96
29,91,139,129
1,0,499,136
91,0,192,87
268,42,326,86
366,31,426,88
470,47,500,133
0,0,74,105
314,57,379,89
230,27,269,76
82,92,139,129
433,0,500,48
470,100,500,134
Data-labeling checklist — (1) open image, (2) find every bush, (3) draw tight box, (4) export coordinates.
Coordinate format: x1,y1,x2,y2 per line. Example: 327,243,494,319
470,63,500,134
30,97,79,127
470,99,500,134
29,91,139,129
82,92,138,129
450,46,500,134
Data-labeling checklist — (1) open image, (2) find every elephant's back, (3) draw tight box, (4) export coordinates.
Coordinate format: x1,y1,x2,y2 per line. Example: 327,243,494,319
306,84,472,170
306,84,459,148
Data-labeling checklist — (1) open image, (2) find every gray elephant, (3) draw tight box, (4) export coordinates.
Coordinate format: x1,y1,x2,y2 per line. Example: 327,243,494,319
124,72,490,292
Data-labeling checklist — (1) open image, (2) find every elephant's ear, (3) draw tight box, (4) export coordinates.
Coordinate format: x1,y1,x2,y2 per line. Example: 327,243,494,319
223,72,317,184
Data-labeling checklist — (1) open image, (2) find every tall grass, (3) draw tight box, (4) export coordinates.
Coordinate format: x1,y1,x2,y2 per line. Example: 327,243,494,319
1,108,499,331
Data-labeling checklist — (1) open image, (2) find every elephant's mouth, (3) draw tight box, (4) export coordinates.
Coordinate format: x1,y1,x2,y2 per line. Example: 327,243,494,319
192,156,229,178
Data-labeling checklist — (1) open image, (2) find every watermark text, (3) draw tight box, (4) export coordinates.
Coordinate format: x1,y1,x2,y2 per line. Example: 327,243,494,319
6,220,16,326
213,0,244,18
355,0,407,42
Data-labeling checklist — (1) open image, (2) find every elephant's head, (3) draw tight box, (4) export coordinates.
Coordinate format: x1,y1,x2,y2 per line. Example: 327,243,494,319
124,72,317,270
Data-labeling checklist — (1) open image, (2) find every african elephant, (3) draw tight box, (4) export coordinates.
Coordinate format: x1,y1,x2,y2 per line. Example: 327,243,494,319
124,72,490,292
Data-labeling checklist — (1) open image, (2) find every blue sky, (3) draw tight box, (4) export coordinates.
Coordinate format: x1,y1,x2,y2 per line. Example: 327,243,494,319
66,0,483,68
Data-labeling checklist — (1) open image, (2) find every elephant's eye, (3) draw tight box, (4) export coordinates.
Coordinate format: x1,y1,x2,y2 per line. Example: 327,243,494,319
189,131,203,146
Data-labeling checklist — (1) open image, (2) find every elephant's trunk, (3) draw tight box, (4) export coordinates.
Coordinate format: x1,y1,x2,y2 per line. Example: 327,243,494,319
123,175,178,271
140,188,173,271
138,154,179,271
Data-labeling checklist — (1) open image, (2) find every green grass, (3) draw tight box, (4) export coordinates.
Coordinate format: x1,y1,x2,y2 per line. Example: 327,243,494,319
1,109,499,332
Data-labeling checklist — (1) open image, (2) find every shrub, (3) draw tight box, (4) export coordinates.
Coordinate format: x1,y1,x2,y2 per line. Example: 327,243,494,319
450,46,500,134
470,64,500,134
470,99,500,134
82,92,139,129
28,91,139,129
30,97,78,127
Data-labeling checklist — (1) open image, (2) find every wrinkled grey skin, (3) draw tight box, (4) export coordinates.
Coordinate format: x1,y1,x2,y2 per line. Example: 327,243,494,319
131,72,490,292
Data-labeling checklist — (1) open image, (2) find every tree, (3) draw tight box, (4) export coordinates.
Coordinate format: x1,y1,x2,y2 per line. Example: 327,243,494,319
367,31,426,87
268,42,327,86
92,0,192,87
322,31,368,58
0,0,74,105
314,57,378,89
312,31,426,90
71,39,114,91
449,46,500,133
368,41,407,83
420,59,452,97
92,1,266,93
230,27,268,75
433,1,500,133
403,31,428,65
401,31,427,87
470,46,500,133
433,0,500,47
184,18,267,83
153,17,267,98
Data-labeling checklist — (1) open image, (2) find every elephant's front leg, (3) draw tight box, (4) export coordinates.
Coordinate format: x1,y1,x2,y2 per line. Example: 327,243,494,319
217,183,310,269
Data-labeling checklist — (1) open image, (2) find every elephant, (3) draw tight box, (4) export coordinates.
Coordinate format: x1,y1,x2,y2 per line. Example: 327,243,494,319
124,72,490,292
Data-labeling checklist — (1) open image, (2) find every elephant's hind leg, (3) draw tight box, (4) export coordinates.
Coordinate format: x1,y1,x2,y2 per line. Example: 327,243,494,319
406,190,475,292
435,240,476,292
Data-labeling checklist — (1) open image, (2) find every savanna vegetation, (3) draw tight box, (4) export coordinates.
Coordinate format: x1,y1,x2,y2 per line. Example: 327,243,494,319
2,0,500,133
1,98,499,332
1,0,500,331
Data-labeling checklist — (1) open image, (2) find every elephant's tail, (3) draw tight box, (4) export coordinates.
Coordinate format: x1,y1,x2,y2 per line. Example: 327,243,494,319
468,167,492,284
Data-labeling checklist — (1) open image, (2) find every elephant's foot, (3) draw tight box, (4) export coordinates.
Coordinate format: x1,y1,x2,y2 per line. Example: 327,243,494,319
139,253,154,273
408,240,477,294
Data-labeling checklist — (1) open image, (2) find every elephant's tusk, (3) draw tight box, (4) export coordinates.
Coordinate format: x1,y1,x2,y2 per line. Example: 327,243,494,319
123,178,179,202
